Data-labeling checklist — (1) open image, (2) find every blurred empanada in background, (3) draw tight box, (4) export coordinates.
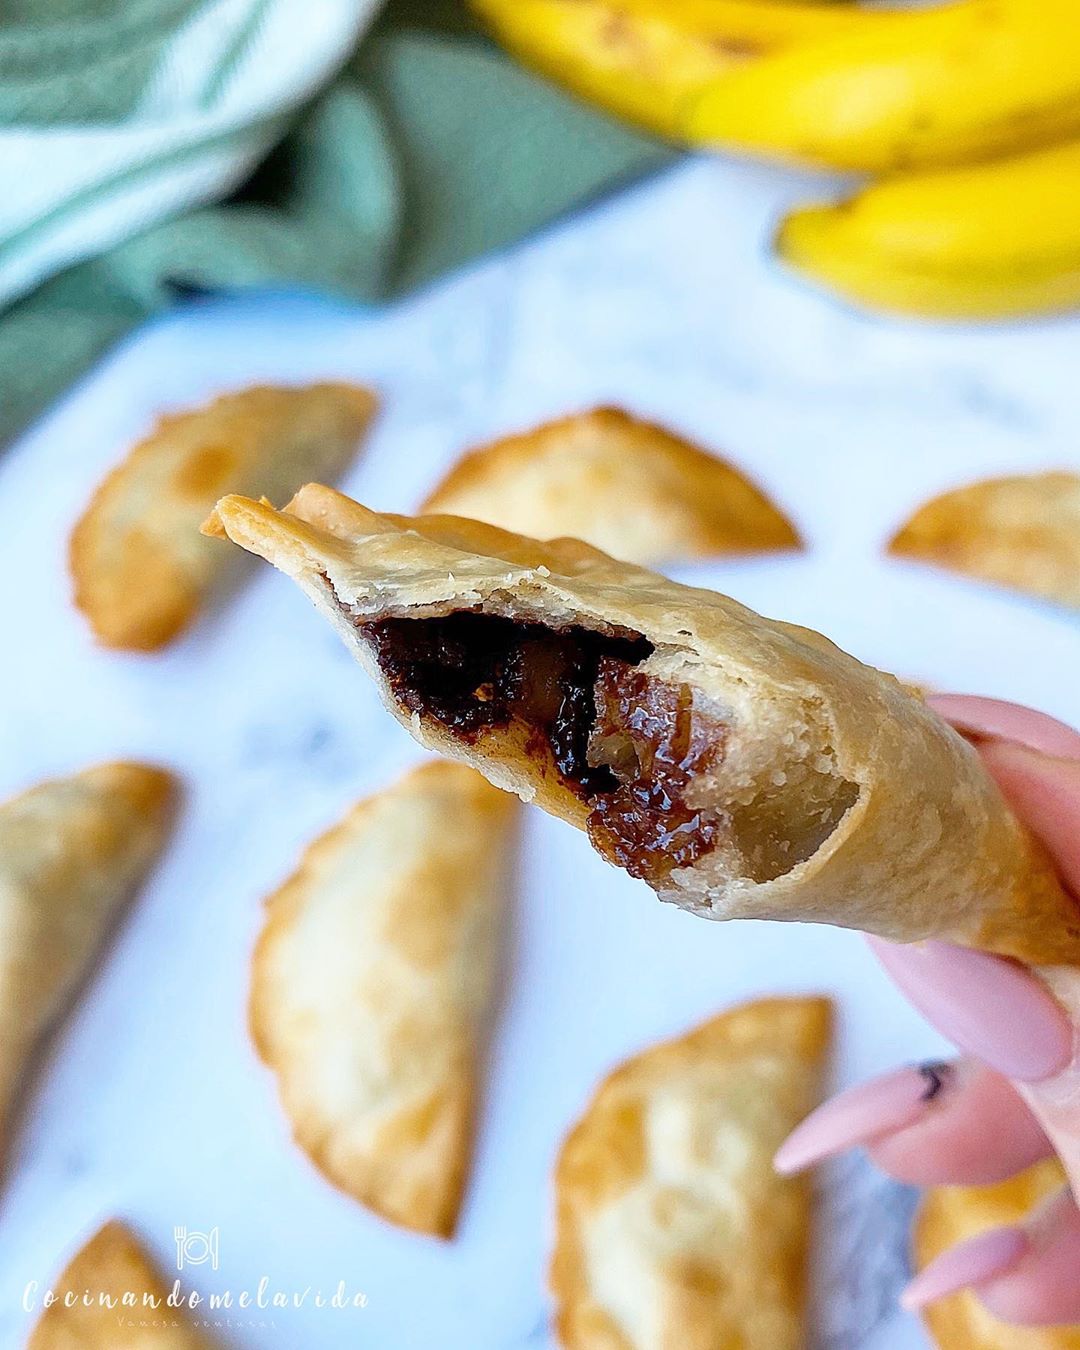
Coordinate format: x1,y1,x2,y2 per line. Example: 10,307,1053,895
420,407,801,565
551,996,832,1350
28,1220,211,1348
889,471,1080,609
249,760,517,1238
207,487,1079,966
71,381,376,650
914,1160,1080,1348
0,762,176,1165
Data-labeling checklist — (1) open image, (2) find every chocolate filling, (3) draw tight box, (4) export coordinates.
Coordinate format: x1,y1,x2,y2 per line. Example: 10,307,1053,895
359,612,724,883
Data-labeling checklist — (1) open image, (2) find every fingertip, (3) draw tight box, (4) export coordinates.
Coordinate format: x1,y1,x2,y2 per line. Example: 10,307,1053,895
927,695,1080,760
899,1225,1028,1311
975,1189,1080,1326
868,939,1073,1083
977,741,1080,895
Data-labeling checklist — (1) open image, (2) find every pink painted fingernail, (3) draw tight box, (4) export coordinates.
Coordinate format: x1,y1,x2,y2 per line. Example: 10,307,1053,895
927,695,1080,761
870,939,1073,1083
900,1226,1028,1311
774,1062,953,1175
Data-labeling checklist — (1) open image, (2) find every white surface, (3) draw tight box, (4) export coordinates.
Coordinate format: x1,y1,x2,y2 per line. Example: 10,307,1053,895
2,156,1079,1348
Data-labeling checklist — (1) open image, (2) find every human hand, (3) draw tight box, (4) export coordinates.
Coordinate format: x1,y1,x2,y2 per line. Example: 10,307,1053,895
774,695,1080,1326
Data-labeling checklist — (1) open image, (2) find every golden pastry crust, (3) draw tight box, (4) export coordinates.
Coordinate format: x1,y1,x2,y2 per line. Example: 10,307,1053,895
249,760,517,1237
914,1160,1080,1348
0,763,176,1155
420,407,801,565
551,996,831,1350
71,382,377,650
29,1220,211,1348
205,485,1079,965
889,472,1080,609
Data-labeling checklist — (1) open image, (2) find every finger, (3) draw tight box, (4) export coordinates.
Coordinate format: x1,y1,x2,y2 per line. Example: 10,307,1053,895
926,693,1080,891
904,1185,1080,1326
926,695,1080,760
979,1187,1080,1326
867,1061,1052,1186
979,741,1080,895
775,1058,1051,1185
869,938,1080,1199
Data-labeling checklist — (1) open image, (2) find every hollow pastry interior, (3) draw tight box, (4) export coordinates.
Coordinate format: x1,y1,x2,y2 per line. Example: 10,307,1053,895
358,609,860,890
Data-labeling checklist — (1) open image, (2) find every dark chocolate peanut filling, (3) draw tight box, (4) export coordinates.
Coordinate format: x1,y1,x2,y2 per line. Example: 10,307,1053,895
359,612,724,884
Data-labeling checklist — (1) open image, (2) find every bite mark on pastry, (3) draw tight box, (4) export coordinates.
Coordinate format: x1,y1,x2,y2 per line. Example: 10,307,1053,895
204,485,1080,965
357,609,858,889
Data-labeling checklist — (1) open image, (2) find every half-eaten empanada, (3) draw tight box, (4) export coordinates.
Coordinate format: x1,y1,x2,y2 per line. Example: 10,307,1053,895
71,381,377,650
0,762,176,1162
914,1160,1080,1348
420,407,801,565
249,759,517,1237
206,486,1078,966
552,995,831,1350
889,472,1080,609
29,1220,211,1348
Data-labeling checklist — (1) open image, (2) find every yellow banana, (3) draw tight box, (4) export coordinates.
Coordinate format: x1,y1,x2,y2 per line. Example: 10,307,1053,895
687,0,1080,171
470,0,895,141
777,139,1080,319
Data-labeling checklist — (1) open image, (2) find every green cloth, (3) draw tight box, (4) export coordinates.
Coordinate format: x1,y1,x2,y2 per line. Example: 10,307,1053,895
0,0,672,446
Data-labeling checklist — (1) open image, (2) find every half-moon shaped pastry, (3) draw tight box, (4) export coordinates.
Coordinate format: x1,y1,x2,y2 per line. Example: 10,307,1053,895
552,996,832,1350
29,1220,212,1348
206,486,1079,966
249,759,517,1237
0,762,176,1161
889,472,1080,610
913,1160,1080,1348
420,407,801,565
71,381,376,650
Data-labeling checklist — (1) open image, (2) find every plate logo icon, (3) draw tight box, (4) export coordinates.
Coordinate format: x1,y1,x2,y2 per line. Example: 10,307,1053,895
174,1226,220,1271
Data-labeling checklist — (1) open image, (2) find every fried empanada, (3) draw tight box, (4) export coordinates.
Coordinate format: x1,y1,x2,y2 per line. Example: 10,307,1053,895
889,471,1080,609
29,1220,211,1348
205,486,1078,965
914,1160,1080,1348
249,760,516,1237
420,407,801,565
71,382,377,650
0,762,176,1159
552,996,831,1350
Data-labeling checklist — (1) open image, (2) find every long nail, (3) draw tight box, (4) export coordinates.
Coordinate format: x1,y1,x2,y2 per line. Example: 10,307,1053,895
900,1226,1028,1311
774,1062,952,1175
927,695,1080,760
870,939,1073,1084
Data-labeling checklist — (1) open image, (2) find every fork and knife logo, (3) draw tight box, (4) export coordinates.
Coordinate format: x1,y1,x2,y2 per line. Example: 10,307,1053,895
174,1226,220,1271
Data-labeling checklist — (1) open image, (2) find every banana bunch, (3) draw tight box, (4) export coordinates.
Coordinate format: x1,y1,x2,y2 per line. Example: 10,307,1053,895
688,0,1080,174
472,0,1080,321
470,0,891,141
779,142,1080,320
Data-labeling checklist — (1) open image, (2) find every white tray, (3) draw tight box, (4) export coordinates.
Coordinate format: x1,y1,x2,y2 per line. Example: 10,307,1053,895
2,157,1078,1349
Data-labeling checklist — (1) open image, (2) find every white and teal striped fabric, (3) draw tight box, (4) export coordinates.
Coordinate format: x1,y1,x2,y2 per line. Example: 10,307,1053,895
0,0,380,310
